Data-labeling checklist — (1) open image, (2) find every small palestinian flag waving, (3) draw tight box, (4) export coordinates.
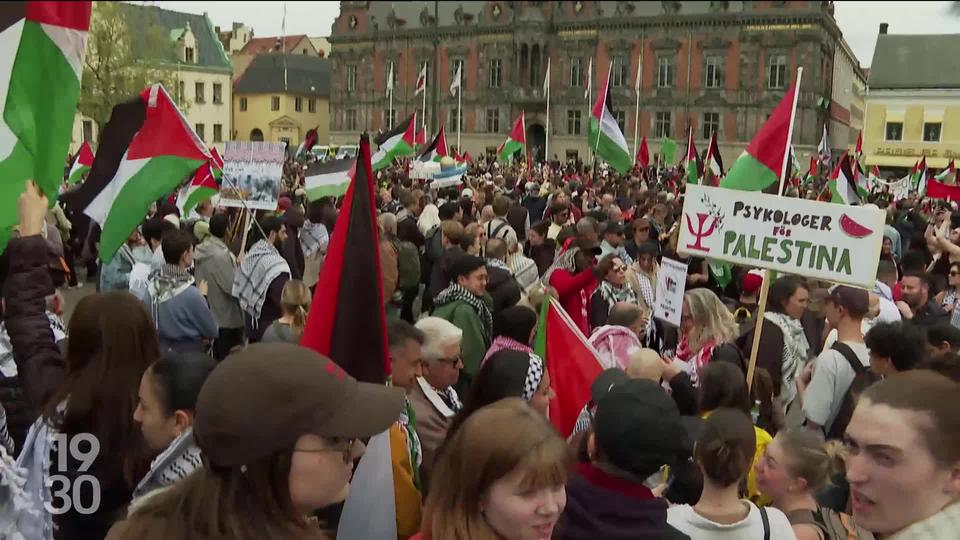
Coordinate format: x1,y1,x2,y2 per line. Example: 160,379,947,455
61,83,210,262
0,1,92,253
721,75,800,193
295,127,319,159
176,160,219,217
935,160,955,183
587,66,632,173
418,125,449,162
305,157,355,201
372,113,416,171
67,141,95,184
704,131,724,186
498,111,526,162
828,152,862,205
301,133,390,384
683,127,702,185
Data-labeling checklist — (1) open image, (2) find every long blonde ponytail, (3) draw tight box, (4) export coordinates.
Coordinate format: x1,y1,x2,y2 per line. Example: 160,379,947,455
280,280,311,338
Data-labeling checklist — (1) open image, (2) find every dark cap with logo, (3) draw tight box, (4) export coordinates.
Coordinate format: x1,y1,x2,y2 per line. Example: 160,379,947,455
193,343,405,467
827,284,869,318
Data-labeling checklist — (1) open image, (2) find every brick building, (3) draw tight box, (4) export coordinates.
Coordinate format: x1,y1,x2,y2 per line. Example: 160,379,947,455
328,1,858,165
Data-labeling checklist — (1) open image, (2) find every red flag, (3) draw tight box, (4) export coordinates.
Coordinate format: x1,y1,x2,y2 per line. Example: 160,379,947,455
926,179,960,202
534,298,604,437
636,136,650,169
855,130,863,160
415,129,426,145
301,134,390,383
462,151,472,162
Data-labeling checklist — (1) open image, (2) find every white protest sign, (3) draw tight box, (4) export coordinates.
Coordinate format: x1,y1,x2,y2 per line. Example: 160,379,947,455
219,141,285,210
128,262,152,297
653,257,688,327
679,185,884,288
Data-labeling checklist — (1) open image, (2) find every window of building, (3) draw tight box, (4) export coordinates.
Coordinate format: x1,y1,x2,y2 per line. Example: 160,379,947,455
612,55,628,87
178,81,185,102
705,56,723,89
486,108,500,133
195,123,205,142
347,64,357,92
570,57,583,87
655,111,671,138
449,109,462,132
82,120,93,142
567,109,582,135
308,98,316,113
346,109,358,131
885,122,903,141
768,55,787,89
195,82,205,103
450,58,464,88
386,109,397,129
239,97,248,112
489,58,502,88
213,83,223,104
703,112,720,139
657,56,673,88
923,122,942,142
213,124,222,143
614,110,626,133
295,97,303,112
271,96,280,111
185,47,194,63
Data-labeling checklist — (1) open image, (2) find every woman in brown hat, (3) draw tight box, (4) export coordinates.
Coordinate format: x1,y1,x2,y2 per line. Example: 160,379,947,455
108,343,406,539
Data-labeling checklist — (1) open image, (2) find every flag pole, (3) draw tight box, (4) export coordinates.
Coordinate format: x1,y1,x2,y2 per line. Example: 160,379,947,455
457,72,462,155
545,57,550,164
633,53,642,165
746,67,803,392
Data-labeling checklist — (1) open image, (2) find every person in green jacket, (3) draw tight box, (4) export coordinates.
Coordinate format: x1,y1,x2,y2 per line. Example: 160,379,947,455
432,255,493,393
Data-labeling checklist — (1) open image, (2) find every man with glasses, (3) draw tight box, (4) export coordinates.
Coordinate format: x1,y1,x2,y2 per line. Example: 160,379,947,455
547,201,571,240
599,221,633,264
625,218,657,261
410,317,464,492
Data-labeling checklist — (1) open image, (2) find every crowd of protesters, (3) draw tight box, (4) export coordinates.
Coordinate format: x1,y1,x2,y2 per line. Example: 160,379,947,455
0,146,957,540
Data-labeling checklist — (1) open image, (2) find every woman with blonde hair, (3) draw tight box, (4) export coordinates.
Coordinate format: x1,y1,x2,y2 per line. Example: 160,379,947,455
673,288,739,387
414,398,570,540
261,280,311,344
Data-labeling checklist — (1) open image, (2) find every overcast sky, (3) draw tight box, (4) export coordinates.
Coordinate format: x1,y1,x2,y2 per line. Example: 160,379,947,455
142,1,958,67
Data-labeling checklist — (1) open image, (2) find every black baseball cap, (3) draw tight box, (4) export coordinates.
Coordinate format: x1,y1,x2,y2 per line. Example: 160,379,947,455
604,221,626,236
591,368,629,403
594,379,691,477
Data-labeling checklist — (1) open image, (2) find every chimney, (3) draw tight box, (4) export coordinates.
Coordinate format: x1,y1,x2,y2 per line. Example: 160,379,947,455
879,23,888,35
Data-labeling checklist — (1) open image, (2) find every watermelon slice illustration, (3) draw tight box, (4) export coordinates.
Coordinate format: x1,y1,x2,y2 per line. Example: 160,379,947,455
839,214,873,238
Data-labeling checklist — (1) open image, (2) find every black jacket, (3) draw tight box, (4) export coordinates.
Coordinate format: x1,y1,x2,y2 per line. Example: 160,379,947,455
556,464,690,540
485,265,521,315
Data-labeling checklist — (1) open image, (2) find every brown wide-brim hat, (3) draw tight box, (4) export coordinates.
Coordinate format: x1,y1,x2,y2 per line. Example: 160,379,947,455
194,343,405,468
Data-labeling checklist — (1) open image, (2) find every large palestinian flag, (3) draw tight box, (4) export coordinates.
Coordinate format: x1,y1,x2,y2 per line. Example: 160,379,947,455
301,134,390,384
498,111,525,162
67,141,95,184
587,67,632,173
304,157,355,200
60,84,210,262
721,77,799,193
418,125,449,162
0,2,92,252
372,113,415,171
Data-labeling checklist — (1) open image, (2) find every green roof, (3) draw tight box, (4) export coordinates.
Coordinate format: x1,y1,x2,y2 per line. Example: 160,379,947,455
869,33,960,89
117,3,231,71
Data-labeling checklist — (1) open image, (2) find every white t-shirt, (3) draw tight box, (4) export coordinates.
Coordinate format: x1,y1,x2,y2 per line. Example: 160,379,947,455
802,341,870,432
667,502,797,539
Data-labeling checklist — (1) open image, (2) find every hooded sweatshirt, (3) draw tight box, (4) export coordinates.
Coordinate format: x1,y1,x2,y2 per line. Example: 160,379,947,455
556,463,690,540
194,236,243,329
667,501,796,539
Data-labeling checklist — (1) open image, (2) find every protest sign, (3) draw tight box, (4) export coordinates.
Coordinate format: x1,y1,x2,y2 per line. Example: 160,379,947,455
219,142,285,210
128,262,152,298
679,185,884,288
653,257,688,327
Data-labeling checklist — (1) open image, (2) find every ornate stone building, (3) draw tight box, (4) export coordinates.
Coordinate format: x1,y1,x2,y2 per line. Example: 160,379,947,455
328,1,856,164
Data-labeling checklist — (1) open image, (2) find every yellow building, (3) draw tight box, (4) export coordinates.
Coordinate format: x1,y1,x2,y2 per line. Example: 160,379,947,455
864,29,960,174
232,53,331,148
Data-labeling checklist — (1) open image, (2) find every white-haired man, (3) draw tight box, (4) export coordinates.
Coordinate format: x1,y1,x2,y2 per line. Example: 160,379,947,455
411,316,463,491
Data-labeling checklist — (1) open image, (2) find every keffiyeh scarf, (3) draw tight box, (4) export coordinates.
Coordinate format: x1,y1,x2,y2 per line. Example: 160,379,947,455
521,354,545,401
764,312,810,406
597,280,639,309
300,221,328,259
132,428,202,500
233,240,291,323
434,283,493,340
147,264,195,326
482,336,534,366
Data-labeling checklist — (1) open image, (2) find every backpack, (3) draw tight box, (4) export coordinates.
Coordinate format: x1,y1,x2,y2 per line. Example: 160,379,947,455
826,342,880,440
392,238,421,289
786,506,875,540
424,224,444,263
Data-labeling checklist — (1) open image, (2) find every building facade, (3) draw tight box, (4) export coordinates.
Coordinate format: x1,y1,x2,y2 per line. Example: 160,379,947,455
829,35,866,154
863,27,960,175
328,1,859,165
232,54,331,147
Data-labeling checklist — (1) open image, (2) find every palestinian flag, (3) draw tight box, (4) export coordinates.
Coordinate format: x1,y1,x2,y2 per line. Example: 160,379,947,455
635,135,650,168
498,111,526,162
704,131,724,186
721,77,799,193
828,153,861,205
176,160,219,216
301,134,390,384
295,127,318,159
683,128,702,185
372,113,416,171
67,141,95,184
912,157,928,195
415,129,427,146
0,2,92,253
854,130,864,165
462,151,472,163
304,157,355,200
587,68,632,173
418,125,449,162
534,297,603,438
801,156,817,189
935,160,955,183
660,137,677,166
60,84,210,262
